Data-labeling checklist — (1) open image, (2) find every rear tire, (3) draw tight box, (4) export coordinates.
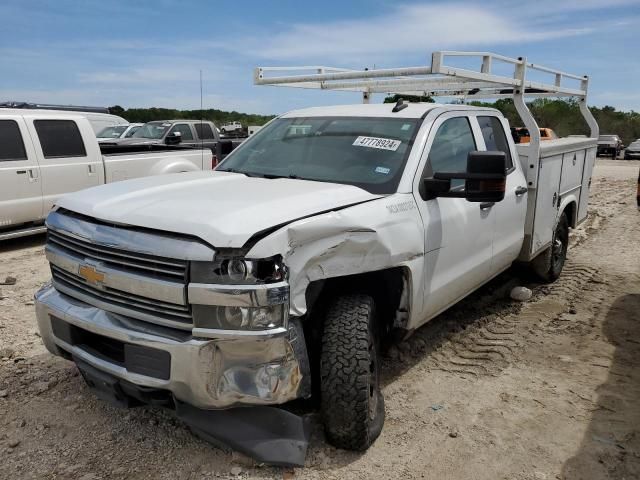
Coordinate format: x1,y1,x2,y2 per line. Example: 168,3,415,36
531,213,569,282
320,294,385,451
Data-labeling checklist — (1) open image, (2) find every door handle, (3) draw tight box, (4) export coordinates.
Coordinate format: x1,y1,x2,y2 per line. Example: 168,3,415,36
515,186,527,196
480,202,495,211
16,170,27,174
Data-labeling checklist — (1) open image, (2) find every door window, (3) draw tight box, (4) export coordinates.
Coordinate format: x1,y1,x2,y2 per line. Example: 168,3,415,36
0,120,28,161
34,120,87,158
169,124,194,141
478,116,513,170
428,117,476,188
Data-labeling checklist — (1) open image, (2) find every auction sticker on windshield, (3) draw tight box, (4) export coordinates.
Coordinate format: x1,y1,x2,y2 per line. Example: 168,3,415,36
353,136,401,151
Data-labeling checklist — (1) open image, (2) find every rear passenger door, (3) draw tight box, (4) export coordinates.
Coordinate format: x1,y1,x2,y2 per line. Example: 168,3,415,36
28,118,102,213
475,115,527,274
0,118,43,228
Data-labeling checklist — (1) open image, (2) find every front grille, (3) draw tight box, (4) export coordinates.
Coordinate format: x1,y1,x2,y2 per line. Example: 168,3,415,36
51,266,192,327
46,214,203,331
48,229,187,282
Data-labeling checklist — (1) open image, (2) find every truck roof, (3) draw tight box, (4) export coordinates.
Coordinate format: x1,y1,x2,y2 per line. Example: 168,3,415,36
151,119,215,124
280,103,500,119
0,108,88,120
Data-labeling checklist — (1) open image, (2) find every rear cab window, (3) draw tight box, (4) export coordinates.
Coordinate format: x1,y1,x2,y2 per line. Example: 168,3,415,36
477,116,513,171
34,120,87,158
0,120,28,161
194,123,215,140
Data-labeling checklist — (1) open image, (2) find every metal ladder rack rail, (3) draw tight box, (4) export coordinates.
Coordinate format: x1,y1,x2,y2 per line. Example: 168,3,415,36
254,51,599,188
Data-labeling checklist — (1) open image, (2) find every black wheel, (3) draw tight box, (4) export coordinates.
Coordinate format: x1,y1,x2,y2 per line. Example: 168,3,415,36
320,294,385,451
625,154,630,160
531,213,569,282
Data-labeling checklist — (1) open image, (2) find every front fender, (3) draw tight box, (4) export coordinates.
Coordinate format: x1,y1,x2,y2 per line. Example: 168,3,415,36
246,195,425,319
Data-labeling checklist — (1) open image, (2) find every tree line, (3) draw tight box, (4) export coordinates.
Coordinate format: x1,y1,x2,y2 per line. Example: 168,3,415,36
111,99,640,145
468,99,640,145
108,105,274,128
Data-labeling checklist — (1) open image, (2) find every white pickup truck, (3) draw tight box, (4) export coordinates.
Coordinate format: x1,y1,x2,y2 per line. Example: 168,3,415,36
0,109,216,240
34,52,599,466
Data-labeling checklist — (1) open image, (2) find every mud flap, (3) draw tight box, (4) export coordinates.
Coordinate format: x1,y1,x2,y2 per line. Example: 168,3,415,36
175,400,310,467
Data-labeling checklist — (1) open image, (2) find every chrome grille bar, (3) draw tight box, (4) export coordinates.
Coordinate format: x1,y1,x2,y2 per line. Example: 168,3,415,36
48,229,187,280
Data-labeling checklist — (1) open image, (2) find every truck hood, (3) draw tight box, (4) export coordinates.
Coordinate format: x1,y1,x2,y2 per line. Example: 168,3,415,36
55,171,383,248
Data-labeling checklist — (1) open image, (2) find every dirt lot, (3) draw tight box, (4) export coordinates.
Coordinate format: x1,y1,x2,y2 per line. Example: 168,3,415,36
0,159,638,480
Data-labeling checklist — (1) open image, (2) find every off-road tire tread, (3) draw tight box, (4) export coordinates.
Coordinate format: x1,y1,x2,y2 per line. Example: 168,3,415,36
320,294,384,451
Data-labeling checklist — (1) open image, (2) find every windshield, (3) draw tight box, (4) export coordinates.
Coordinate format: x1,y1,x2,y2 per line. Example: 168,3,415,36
96,126,127,138
132,122,172,139
218,116,420,194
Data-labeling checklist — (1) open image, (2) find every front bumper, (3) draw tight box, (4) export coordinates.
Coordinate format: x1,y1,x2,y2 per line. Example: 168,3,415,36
597,146,618,155
35,284,310,409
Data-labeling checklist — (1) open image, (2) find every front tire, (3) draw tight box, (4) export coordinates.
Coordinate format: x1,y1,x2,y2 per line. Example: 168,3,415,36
320,294,385,451
531,213,569,282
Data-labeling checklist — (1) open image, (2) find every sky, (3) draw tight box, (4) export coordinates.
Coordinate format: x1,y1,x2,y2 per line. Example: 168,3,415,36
1,0,639,116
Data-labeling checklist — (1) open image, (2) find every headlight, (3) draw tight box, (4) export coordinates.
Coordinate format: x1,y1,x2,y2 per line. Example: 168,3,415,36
191,255,287,285
193,304,287,331
224,259,249,282
190,254,289,331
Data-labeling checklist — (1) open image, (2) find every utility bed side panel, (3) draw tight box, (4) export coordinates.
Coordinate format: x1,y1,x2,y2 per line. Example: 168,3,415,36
517,138,597,261
532,154,562,254
559,150,585,195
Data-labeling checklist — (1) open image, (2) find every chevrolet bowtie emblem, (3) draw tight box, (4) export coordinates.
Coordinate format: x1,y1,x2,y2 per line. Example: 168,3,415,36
78,264,105,285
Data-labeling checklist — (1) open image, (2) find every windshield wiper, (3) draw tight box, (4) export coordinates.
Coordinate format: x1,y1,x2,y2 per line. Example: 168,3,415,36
219,168,272,178
262,173,301,180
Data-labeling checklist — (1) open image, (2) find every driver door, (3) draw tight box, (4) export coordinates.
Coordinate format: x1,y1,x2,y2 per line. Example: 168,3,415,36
413,113,495,320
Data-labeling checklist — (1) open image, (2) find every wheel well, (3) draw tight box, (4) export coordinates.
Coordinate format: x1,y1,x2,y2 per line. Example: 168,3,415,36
305,267,409,331
301,267,410,396
562,201,577,228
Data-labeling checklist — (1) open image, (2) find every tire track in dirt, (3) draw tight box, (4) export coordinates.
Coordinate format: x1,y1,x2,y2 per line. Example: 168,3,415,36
423,261,600,378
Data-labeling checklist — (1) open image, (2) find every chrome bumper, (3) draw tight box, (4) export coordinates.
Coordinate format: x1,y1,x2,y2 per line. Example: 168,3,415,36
35,284,310,409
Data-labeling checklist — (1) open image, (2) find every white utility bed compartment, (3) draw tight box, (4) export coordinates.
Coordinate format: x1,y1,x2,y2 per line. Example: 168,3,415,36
517,137,597,260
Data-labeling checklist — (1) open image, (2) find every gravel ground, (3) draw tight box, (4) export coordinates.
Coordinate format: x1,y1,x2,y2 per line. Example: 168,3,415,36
0,158,639,480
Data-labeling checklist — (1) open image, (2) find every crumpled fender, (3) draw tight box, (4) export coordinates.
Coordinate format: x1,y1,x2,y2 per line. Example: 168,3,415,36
247,194,425,317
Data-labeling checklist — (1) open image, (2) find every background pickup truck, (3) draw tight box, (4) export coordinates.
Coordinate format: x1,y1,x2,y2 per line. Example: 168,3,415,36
112,119,242,162
96,123,144,141
0,109,216,240
597,134,623,158
33,52,600,466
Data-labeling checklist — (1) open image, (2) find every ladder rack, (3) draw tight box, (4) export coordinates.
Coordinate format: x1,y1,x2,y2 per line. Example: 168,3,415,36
254,51,599,188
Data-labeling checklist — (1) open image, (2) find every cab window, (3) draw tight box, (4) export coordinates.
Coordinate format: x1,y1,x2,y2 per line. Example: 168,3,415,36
428,117,476,188
169,124,194,141
0,120,28,161
478,116,513,170
34,120,87,158
194,123,215,139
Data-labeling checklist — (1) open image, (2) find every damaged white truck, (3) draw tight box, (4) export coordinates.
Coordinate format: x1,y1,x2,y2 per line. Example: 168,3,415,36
34,52,599,466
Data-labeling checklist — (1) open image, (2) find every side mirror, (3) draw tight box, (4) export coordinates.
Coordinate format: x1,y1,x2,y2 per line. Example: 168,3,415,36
422,151,507,203
166,131,182,144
